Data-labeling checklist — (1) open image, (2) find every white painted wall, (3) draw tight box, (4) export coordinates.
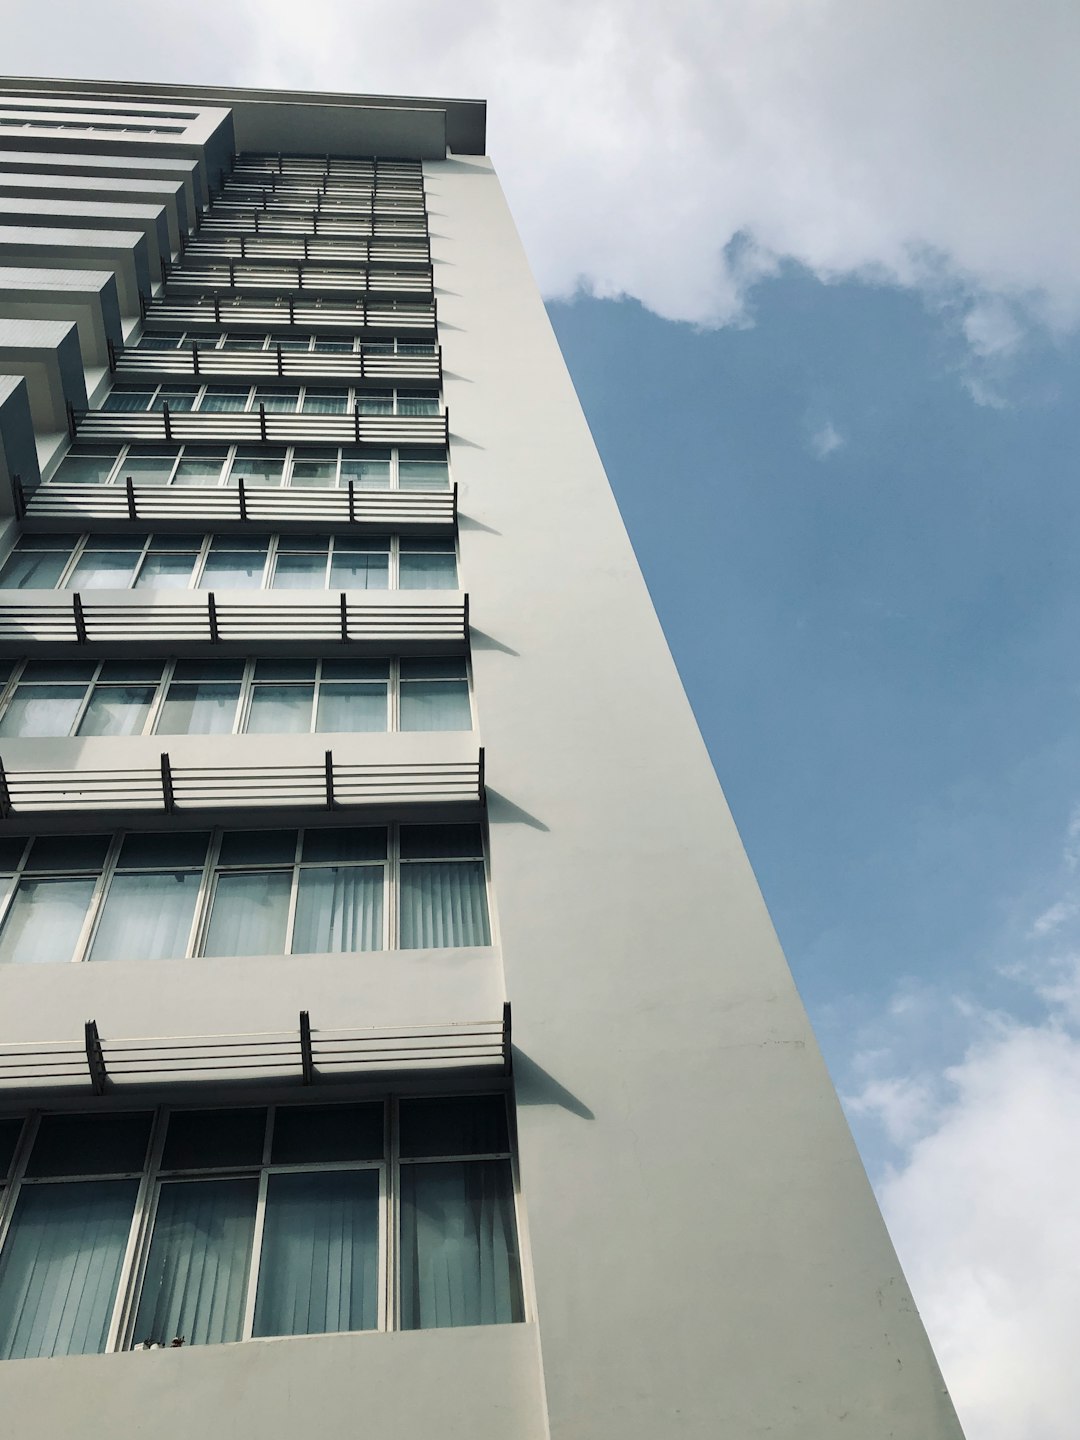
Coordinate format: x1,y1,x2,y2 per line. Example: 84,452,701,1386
428,153,964,1439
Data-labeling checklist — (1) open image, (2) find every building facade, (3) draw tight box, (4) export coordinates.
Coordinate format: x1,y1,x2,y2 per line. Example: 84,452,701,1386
0,78,964,1439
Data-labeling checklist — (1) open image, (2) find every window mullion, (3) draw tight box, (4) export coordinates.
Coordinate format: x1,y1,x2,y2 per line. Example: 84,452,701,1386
143,661,173,736
70,836,123,964
240,1167,270,1341
106,1107,167,1353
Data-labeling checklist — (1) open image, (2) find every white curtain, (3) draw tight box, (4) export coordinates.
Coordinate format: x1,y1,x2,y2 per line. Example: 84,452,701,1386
203,871,292,957
399,680,471,732
399,862,489,949
292,866,383,953
0,685,86,738
252,1171,379,1337
77,685,155,737
399,1161,522,1330
246,685,314,734
315,682,387,733
88,872,200,962
0,1180,138,1357
133,1179,257,1347
0,877,96,965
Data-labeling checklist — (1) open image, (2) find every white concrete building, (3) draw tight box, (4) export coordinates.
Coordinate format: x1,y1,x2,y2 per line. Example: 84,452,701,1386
0,78,964,1440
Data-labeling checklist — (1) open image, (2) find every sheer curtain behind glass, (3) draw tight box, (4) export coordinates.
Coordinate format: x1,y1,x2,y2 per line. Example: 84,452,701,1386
253,1170,379,1337
292,866,383,953
133,1179,257,1346
399,863,489,949
399,1161,522,1330
88,872,200,962
0,1180,138,1357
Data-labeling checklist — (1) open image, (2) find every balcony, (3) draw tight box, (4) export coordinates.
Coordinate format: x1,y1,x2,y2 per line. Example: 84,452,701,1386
0,589,469,653
142,293,436,333
183,234,431,266
0,747,484,821
72,405,448,447
113,344,441,384
22,479,456,533
165,262,433,299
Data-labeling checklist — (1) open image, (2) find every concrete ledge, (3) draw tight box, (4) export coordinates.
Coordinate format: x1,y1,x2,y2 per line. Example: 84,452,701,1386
0,227,150,320
0,316,86,440
0,375,38,511
0,265,123,370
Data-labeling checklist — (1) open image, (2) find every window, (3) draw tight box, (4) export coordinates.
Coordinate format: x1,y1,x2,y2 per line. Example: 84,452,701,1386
0,532,457,592
0,824,490,965
0,1096,523,1357
47,443,450,490
99,384,440,416
0,657,470,739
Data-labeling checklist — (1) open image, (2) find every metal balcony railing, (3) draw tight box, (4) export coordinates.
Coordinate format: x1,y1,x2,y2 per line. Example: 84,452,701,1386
23,480,456,533
184,235,431,266
165,263,433,298
72,407,448,447
0,1005,510,1096
141,294,436,333
113,346,441,385
0,593,469,651
0,749,484,819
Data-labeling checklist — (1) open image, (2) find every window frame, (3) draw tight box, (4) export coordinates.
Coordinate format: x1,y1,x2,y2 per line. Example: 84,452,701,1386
0,1093,520,1353
43,441,450,492
0,821,492,967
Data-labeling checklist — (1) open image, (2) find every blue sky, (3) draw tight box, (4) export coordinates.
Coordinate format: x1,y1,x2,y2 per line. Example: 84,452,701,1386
7,3,1080,1433
551,278,1080,1161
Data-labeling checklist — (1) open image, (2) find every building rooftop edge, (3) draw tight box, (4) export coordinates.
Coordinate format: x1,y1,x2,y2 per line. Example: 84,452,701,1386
0,75,488,156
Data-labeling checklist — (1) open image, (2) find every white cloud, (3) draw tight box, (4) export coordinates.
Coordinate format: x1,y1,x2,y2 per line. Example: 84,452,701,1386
808,420,845,458
7,0,1080,358
876,1021,1080,1440
847,809,1080,1440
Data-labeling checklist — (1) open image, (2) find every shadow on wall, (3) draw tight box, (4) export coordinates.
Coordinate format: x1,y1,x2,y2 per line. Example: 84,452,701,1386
487,789,548,831
513,1048,594,1119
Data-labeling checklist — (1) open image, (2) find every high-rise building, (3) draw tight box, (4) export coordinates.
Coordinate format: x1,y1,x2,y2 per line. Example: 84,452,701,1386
0,77,963,1440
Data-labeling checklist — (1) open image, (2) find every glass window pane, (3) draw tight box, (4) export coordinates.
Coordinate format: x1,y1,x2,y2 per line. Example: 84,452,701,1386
217,830,297,866
0,548,70,589
52,450,119,485
252,660,317,681
289,459,337,487
172,453,227,487
162,1109,266,1170
315,682,387,733
200,387,249,412
300,829,386,864
103,388,152,412
292,866,383,954
272,554,327,589
65,550,141,590
399,680,470,732
396,391,439,416
203,870,291,956
76,684,155,737
340,456,390,490
0,684,87,737
246,684,313,734
301,390,347,415
253,1171,379,1338
198,547,268,588
398,459,449,490
122,451,179,486
0,1118,22,1177
399,1160,522,1330
254,388,298,413
0,877,95,964
398,658,467,681
0,1180,139,1358
398,552,457,590
271,1104,383,1164
152,387,199,413
400,825,484,861
27,1113,153,1177
399,862,490,949
355,391,392,415
88,871,201,962
329,553,388,589
156,683,240,735
399,1097,510,1159
134,551,200,589
116,832,209,870
229,450,286,486
132,1178,257,1347
23,834,110,871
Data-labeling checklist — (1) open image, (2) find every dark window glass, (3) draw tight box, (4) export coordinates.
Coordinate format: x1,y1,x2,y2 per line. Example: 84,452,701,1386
161,1108,267,1170
271,1104,384,1164
26,1112,154,1176
399,1096,509,1158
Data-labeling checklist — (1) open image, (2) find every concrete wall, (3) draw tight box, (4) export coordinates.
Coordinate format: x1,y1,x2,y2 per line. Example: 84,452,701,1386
0,1323,547,1440
427,154,964,1440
